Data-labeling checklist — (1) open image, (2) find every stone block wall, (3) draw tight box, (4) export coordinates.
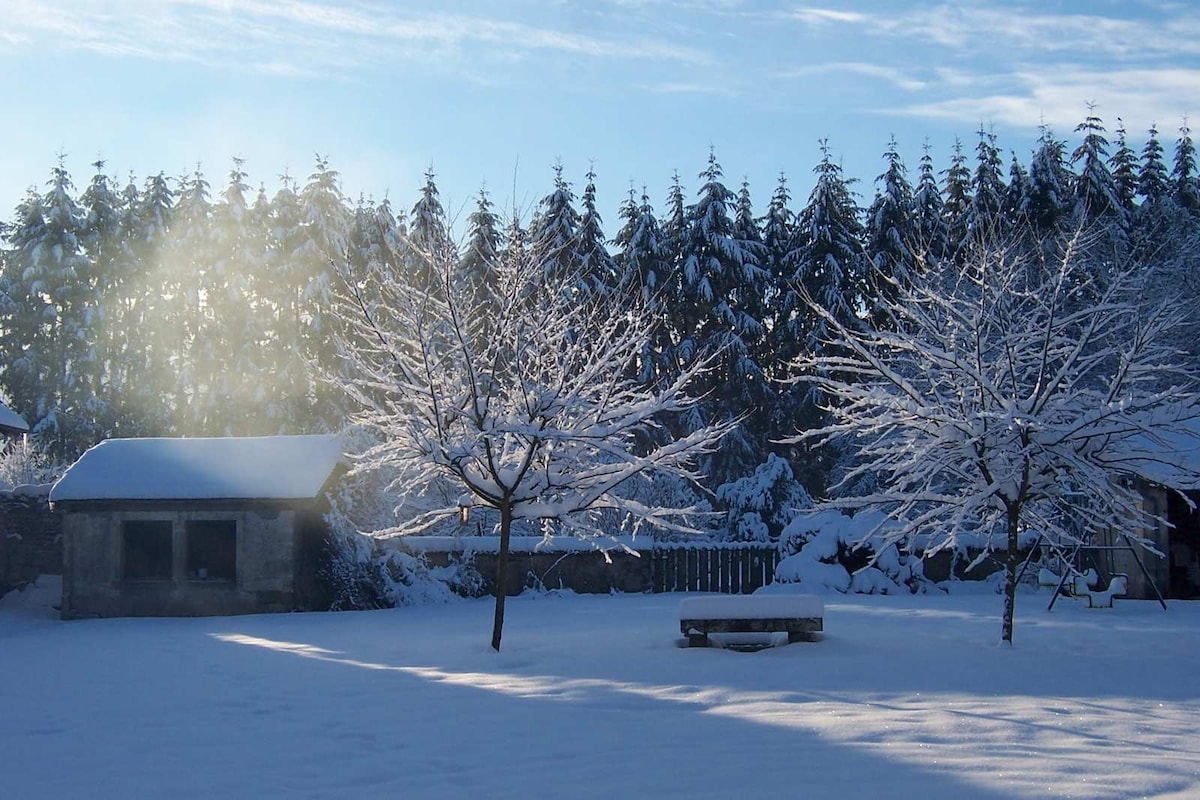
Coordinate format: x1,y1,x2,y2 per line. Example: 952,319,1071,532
0,488,62,595
60,506,311,618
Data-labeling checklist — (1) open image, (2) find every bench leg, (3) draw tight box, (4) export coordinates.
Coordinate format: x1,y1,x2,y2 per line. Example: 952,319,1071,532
788,631,816,644
688,632,710,648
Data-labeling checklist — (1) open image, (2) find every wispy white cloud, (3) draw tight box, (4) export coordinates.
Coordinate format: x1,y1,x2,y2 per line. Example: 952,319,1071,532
894,67,1200,134
789,2,1200,60
642,80,736,96
775,62,926,92
0,0,714,76
787,8,867,25
783,3,1200,133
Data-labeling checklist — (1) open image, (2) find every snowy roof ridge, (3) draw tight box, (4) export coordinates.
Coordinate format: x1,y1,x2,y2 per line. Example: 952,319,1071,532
0,401,28,434
49,434,346,504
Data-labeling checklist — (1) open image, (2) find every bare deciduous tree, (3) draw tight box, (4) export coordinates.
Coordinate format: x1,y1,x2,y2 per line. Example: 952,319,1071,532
787,230,1200,643
332,241,731,650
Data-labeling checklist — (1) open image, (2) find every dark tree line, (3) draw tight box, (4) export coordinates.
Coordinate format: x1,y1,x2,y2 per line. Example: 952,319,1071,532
3,113,1199,511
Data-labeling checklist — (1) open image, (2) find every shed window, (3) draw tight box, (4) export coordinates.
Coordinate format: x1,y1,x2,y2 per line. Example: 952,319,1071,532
186,520,237,581
123,521,173,581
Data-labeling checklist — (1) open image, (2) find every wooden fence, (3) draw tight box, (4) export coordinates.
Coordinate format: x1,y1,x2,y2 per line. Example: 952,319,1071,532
647,545,780,594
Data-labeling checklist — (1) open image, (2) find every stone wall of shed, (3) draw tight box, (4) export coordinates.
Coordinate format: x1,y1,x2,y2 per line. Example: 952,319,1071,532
0,489,62,596
61,506,323,618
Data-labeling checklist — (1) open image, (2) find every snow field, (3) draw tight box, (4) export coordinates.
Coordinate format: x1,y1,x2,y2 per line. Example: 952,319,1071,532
2,579,1199,799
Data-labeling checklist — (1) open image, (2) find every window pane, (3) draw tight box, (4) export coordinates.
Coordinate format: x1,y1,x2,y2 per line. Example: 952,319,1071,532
123,521,173,581
186,520,237,582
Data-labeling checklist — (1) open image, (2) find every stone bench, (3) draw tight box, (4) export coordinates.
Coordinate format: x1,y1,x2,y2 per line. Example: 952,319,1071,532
679,594,824,647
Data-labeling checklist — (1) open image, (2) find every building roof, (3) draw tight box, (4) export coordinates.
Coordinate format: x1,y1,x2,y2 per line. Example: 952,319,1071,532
49,434,346,504
1116,426,1200,492
0,401,28,435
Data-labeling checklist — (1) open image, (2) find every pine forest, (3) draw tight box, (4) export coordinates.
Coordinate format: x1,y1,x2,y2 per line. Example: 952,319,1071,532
4,113,1200,538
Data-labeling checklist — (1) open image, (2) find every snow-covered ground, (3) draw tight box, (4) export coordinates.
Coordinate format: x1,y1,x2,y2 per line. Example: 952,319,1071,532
2,579,1199,799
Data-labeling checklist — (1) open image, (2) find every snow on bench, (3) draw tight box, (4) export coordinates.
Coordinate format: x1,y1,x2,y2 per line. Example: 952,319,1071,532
678,594,824,647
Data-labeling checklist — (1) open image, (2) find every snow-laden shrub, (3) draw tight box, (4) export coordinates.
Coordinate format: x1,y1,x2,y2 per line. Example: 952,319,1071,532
322,527,484,610
717,453,813,542
377,548,484,606
0,438,62,492
322,444,485,610
323,528,389,610
773,508,924,594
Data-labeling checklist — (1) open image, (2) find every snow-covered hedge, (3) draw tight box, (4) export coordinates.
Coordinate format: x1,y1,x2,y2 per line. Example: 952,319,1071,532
770,509,925,595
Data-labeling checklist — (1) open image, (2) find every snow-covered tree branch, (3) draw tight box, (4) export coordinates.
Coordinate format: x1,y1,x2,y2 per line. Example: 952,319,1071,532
331,239,733,649
785,228,1200,643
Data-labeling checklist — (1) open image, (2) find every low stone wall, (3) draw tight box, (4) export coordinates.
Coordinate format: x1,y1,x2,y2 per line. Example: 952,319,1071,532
0,487,62,595
401,538,653,595
396,536,1016,597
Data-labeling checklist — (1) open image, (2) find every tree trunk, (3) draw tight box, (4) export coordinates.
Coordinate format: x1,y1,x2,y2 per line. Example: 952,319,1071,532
491,504,512,651
1001,507,1020,645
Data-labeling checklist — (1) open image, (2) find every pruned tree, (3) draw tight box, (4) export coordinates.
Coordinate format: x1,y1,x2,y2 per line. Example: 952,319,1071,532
785,227,1200,643
331,237,732,650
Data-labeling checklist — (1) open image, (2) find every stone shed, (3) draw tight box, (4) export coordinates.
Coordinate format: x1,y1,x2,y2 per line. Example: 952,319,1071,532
49,434,345,619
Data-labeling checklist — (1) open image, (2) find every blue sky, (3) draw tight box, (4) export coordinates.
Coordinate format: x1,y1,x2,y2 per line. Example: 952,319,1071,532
2,0,1198,233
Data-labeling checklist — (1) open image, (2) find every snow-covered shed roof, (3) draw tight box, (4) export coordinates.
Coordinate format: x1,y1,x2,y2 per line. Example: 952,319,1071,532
49,435,345,504
1110,413,1200,492
0,401,28,435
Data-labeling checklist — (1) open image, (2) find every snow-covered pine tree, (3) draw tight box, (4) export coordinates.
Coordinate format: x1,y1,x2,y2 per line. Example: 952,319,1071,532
787,140,867,355
761,172,796,369
732,177,771,360
1172,120,1199,213
1027,126,1074,235
530,162,586,299
408,167,455,291
1134,123,1200,360
759,171,823,488
965,127,1006,248
660,170,689,299
258,171,315,432
913,141,949,270
194,157,269,435
1138,124,1171,205
352,195,405,280
612,187,646,295
676,151,771,488
79,160,129,438
1070,109,1130,281
2,161,102,458
1108,119,1139,215
120,172,175,435
940,138,972,262
780,142,868,496
611,186,676,396
295,156,351,430
1003,153,1032,230
459,185,502,303
1071,108,1126,229
865,137,917,328
760,173,794,301
575,166,617,296
0,188,52,446
162,164,217,433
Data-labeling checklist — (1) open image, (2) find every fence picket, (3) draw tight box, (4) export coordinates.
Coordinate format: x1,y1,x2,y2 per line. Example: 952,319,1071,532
647,544,778,594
